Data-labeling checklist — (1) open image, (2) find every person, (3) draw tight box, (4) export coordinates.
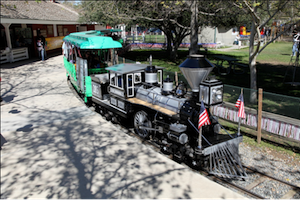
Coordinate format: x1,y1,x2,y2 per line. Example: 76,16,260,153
37,32,47,59
292,31,300,57
62,32,69,57
36,38,45,61
15,37,21,47
235,34,241,49
62,41,65,56
15,35,25,47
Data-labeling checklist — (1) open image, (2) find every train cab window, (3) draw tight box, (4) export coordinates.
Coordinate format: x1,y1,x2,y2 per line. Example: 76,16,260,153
117,74,123,88
127,74,134,97
110,73,115,86
110,73,123,89
134,73,142,84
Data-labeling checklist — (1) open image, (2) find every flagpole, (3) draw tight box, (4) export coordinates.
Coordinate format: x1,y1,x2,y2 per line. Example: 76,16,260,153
198,96,204,150
237,88,243,136
198,126,202,149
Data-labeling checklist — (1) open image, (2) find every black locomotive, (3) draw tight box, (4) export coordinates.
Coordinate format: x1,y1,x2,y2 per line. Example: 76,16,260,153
76,54,246,179
64,31,247,178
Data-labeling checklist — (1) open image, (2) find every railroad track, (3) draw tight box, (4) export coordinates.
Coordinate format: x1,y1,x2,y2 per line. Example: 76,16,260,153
68,80,300,199
128,129,300,199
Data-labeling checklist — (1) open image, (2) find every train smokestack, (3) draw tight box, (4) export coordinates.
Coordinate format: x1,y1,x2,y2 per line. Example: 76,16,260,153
179,55,214,92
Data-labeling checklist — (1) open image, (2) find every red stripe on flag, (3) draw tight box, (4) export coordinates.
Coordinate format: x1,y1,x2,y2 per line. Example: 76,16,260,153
235,95,241,108
198,101,211,129
238,97,246,119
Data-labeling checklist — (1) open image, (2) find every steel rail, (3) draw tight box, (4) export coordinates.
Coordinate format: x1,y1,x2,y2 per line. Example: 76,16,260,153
244,165,300,191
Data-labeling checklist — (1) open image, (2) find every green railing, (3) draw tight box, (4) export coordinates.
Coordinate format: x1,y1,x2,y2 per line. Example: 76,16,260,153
223,84,300,120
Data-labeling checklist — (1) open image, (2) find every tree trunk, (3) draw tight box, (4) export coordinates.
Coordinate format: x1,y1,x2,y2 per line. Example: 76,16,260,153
249,12,258,103
249,53,258,103
166,33,172,57
170,42,179,62
189,0,198,55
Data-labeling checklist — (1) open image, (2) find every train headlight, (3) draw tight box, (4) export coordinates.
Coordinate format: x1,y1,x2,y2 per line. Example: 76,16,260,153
199,79,223,106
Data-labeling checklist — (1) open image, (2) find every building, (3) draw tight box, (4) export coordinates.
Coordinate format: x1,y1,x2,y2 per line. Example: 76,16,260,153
0,0,105,63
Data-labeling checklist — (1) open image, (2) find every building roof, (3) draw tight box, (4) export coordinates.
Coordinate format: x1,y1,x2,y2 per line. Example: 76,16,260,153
0,0,79,24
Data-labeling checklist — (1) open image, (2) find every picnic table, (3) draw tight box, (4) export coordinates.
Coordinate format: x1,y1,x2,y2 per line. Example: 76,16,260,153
212,55,248,75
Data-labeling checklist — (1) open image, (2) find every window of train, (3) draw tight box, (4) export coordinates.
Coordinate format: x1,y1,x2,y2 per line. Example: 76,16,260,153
110,72,123,89
127,74,134,97
117,74,123,88
134,73,142,84
110,73,116,86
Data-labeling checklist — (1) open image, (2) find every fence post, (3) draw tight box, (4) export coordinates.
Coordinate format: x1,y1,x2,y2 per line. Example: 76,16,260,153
257,88,263,144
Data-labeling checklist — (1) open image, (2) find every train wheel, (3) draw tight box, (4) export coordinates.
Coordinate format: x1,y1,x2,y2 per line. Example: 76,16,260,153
134,111,152,139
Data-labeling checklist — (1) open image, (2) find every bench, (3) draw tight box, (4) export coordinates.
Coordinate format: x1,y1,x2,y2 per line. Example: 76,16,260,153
233,62,248,74
215,64,230,75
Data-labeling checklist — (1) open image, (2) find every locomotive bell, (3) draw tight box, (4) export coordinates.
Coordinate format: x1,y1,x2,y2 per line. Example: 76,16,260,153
179,54,214,92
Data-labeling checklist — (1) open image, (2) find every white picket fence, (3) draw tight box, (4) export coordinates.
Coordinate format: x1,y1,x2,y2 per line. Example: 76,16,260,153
211,103,300,142
0,47,29,64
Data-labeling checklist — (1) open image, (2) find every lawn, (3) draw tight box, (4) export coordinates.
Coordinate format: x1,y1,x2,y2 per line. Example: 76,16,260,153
122,41,300,98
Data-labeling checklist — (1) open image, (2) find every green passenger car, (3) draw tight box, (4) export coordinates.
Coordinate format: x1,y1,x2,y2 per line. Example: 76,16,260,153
63,30,123,102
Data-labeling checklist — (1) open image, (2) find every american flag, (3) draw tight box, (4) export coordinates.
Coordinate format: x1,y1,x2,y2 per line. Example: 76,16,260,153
236,93,246,118
198,101,211,129
235,94,241,108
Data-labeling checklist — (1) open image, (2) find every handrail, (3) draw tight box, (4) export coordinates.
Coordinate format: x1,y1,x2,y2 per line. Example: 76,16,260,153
188,118,212,146
211,116,234,139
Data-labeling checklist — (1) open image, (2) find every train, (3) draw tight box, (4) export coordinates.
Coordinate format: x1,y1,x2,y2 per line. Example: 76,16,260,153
63,30,247,179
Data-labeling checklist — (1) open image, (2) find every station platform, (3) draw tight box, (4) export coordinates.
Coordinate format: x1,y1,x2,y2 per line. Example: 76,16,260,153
0,55,247,199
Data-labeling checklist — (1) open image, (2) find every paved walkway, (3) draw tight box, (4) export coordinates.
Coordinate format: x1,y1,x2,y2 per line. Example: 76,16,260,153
0,55,247,199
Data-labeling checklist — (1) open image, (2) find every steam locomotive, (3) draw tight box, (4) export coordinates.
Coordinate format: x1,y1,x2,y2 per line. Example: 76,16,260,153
63,31,247,179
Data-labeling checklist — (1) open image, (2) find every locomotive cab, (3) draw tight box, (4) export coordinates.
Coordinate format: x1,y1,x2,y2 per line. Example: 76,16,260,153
106,63,164,99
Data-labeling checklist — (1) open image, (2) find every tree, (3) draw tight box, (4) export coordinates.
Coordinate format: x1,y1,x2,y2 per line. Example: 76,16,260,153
234,0,300,101
188,1,248,55
78,1,193,61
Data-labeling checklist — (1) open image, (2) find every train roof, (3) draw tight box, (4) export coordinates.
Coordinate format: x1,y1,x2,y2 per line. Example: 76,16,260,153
63,30,122,49
106,63,164,74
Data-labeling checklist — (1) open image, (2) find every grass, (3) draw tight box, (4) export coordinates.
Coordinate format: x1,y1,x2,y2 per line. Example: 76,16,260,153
122,42,300,98
209,41,293,64
122,42,300,119
125,35,166,43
